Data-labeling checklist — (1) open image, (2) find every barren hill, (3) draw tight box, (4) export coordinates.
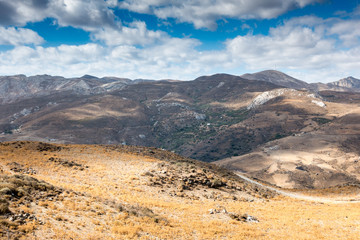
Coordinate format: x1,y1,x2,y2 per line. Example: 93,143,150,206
0,141,359,239
0,72,337,164
1,72,360,189
0,74,284,161
216,90,360,189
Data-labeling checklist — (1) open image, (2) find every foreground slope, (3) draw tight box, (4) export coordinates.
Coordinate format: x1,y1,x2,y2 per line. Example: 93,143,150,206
0,142,360,239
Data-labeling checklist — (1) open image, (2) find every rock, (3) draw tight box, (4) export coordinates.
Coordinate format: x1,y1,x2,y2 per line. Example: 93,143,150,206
228,213,259,223
241,214,259,223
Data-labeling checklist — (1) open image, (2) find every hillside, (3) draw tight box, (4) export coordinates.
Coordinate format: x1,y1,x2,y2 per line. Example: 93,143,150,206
217,90,360,188
0,74,282,161
0,141,359,239
1,72,360,189
0,73,334,164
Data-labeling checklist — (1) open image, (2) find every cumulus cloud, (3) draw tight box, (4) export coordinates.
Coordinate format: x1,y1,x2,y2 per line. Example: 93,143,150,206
118,0,322,29
0,38,203,80
0,0,117,30
0,1,359,83
0,1,18,25
48,0,118,31
224,16,360,82
1,15,360,83
0,27,44,45
329,20,360,47
92,22,167,46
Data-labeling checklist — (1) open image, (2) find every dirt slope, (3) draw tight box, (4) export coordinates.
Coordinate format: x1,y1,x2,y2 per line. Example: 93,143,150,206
0,141,359,239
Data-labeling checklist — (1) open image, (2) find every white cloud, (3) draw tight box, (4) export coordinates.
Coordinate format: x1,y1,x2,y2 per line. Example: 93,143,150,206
0,0,118,30
1,15,360,84
118,0,322,29
0,39,204,80
329,20,360,47
0,27,44,45
0,5,360,84
92,22,167,46
224,16,360,82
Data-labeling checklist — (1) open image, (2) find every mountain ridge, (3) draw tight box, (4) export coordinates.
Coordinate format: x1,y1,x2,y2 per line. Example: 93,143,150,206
2,70,359,105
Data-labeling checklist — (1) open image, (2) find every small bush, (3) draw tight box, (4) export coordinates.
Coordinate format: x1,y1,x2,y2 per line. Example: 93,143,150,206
0,198,10,215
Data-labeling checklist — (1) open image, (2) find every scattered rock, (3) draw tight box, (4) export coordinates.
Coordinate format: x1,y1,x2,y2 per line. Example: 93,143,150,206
9,210,42,225
209,207,258,223
229,213,259,223
36,142,62,152
7,162,37,175
209,207,227,214
48,157,88,170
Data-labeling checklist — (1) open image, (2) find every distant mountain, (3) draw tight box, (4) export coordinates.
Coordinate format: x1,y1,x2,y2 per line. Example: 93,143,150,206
242,70,360,93
309,76,360,92
241,70,309,90
2,71,360,106
328,76,360,89
0,74,133,104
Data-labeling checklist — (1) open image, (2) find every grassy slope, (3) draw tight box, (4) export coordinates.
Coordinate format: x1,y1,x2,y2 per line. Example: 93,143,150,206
0,141,359,239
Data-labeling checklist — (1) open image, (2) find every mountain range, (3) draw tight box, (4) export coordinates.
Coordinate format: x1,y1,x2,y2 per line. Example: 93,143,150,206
1,70,360,105
1,70,360,189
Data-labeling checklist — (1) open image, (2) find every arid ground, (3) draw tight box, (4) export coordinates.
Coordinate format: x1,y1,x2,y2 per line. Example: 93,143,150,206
0,141,359,239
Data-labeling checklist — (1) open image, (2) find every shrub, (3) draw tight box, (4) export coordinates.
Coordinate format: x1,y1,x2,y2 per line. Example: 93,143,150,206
0,198,10,215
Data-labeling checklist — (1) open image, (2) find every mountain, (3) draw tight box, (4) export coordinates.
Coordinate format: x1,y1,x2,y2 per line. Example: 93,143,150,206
309,76,360,92
0,73,340,163
1,71,360,189
241,70,310,90
242,70,360,93
328,76,360,89
0,74,132,104
0,73,283,161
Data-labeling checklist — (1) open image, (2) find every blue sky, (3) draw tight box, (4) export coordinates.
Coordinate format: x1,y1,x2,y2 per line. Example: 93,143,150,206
0,0,359,83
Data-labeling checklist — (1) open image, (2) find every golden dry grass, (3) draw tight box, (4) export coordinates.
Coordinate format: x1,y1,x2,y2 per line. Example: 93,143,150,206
0,141,359,239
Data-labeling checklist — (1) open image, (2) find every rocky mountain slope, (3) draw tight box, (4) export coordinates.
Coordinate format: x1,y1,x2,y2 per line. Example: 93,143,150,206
0,74,284,162
216,90,360,189
0,141,359,239
242,70,360,92
1,71,360,189
0,73,335,164
327,76,360,90
0,74,134,104
241,70,310,90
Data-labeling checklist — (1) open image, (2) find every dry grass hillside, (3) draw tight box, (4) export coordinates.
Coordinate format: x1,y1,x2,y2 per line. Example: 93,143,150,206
0,141,359,239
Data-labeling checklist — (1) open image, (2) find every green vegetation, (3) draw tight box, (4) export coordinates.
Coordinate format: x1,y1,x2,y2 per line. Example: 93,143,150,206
312,117,332,125
4,129,13,134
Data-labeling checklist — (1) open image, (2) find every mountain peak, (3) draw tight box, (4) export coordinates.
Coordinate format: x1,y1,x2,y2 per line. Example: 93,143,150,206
81,74,98,79
241,70,309,90
328,76,360,89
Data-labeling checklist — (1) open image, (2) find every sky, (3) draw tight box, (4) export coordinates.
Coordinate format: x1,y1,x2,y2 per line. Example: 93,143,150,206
0,0,359,83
